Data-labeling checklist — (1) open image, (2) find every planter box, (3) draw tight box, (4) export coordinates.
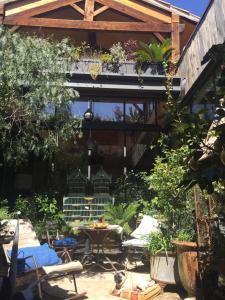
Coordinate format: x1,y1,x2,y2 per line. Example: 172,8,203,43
150,252,180,285
173,241,198,297
71,59,165,76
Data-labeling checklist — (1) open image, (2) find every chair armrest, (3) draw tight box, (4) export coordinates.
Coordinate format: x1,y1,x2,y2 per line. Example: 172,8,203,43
18,255,39,271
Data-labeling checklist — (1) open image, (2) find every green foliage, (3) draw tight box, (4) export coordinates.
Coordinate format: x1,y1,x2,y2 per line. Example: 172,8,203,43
179,43,225,193
110,42,126,62
105,202,139,234
13,194,64,225
0,199,11,234
135,39,173,63
147,145,196,241
0,199,11,220
104,43,127,72
0,26,80,164
146,231,172,255
114,171,153,206
99,53,113,64
71,42,90,60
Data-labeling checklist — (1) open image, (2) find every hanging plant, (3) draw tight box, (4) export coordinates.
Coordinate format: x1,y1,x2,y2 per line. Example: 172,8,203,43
88,63,102,80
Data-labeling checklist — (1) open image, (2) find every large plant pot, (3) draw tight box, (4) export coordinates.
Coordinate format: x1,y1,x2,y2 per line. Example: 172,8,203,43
150,252,180,285
173,241,198,297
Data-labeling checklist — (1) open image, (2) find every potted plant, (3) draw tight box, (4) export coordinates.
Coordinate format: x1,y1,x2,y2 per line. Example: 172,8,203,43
146,231,180,286
105,202,139,236
172,240,198,297
144,146,197,292
135,38,173,75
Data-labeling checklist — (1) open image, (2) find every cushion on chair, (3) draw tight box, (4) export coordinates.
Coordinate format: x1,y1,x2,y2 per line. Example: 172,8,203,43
53,237,78,247
42,260,83,275
131,215,159,239
122,238,148,248
7,243,62,273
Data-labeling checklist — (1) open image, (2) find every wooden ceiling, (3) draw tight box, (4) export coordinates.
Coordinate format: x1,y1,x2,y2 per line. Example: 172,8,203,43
0,0,197,60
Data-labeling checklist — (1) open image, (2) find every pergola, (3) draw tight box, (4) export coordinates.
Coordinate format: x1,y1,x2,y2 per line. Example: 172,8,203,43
0,0,199,60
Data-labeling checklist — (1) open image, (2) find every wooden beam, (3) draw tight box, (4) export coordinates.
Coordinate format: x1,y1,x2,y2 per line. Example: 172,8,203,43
116,0,171,23
153,32,165,43
84,0,94,21
9,25,20,33
96,0,171,23
0,2,4,23
4,17,172,32
94,5,109,17
171,14,180,61
96,0,156,23
5,0,83,17
70,3,84,15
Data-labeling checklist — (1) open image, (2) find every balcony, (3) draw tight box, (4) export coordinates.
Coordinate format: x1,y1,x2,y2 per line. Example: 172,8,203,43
67,59,181,101
70,59,165,77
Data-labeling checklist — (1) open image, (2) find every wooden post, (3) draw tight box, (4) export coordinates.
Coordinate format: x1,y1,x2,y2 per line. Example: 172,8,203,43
84,0,95,21
0,2,4,24
171,14,180,61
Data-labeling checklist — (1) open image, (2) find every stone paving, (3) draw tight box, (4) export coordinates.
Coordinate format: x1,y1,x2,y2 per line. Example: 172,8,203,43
42,264,184,300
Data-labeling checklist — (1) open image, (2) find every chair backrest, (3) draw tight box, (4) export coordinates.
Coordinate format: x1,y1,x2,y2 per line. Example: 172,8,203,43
131,215,159,239
2,219,40,263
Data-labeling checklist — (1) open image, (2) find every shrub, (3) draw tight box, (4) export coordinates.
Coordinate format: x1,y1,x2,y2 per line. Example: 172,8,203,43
13,194,64,225
100,53,113,64
0,199,11,234
105,202,139,235
124,39,139,60
135,38,173,63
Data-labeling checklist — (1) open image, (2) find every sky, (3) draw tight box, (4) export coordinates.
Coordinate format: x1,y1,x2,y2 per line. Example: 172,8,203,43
164,0,210,17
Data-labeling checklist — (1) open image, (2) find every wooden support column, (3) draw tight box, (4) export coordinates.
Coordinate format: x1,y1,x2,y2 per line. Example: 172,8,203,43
0,2,4,24
84,0,95,21
171,14,180,61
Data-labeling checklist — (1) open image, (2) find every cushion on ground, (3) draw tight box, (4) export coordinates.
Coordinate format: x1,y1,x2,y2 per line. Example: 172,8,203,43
7,243,62,273
53,237,78,247
120,284,161,300
42,261,83,275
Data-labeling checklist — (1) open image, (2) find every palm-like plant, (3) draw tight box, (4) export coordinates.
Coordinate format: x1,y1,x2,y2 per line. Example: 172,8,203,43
135,38,173,63
105,203,139,235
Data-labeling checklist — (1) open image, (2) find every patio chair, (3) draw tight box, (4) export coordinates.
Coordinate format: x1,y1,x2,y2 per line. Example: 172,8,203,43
46,221,79,262
2,219,86,300
122,215,159,263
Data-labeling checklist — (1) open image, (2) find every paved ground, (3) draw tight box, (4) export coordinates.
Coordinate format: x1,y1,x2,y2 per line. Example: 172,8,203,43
41,264,185,300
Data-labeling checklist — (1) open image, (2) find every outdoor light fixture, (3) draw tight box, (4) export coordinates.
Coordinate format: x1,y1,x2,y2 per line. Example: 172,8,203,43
214,98,225,120
84,100,95,181
83,108,94,121
84,99,94,121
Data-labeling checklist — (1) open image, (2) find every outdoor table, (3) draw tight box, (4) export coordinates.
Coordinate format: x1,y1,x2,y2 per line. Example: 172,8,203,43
78,225,122,271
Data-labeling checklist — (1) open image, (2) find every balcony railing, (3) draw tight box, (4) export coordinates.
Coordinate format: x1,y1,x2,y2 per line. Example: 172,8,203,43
70,59,165,76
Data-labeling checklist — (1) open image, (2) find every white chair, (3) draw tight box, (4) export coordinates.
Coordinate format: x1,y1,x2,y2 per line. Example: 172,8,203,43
122,215,159,263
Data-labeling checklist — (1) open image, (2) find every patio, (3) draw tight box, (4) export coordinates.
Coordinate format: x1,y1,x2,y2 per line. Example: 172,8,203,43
1,0,225,299
37,264,184,300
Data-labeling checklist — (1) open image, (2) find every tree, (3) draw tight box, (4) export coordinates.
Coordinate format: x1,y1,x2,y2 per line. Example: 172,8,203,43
147,145,195,240
0,26,80,164
181,42,225,193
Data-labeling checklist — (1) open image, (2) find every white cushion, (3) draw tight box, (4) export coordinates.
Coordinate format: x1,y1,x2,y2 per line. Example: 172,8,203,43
131,215,159,239
43,261,83,275
122,238,148,248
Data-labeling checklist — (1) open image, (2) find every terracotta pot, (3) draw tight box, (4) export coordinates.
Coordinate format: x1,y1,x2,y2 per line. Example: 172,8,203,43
150,252,180,285
173,241,198,297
